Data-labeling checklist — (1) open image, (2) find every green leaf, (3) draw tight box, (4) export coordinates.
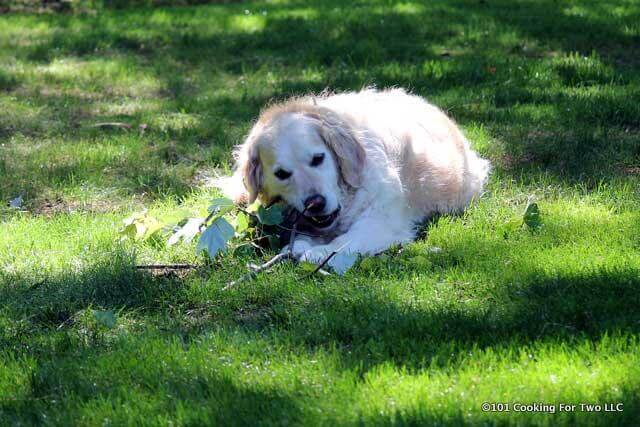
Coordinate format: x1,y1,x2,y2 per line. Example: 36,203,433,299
143,217,164,237
257,204,285,225
167,217,205,246
120,222,139,239
93,310,116,329
235,212,249,233
208,197,235,216
247,200,262,213
119,210,164,241
120,212,146,239
196,217,235,258
523,200,542,231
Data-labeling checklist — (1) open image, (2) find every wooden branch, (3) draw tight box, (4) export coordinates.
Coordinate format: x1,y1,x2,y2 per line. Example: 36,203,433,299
135,264,197,270
276,222,321,238
288,209,300,253
304,240,350,278
236,206,323,238
224,204,314,290
223,252,293,290
90,122,132,130
287,206,311,255
201,208,219,230
307,251,338,277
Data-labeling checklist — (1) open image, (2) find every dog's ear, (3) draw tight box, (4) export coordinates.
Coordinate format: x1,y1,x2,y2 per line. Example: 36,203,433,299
224,136,262,204
241,139,263,203
317,110,366,188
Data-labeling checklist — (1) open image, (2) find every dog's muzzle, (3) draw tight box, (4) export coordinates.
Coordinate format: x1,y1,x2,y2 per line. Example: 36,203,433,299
303,205,341,229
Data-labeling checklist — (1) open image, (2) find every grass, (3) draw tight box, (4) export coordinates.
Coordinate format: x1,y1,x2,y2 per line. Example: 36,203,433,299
1,0,639,425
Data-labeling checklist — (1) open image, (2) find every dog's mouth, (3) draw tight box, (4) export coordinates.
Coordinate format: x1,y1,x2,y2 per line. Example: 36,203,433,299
303,206,341,229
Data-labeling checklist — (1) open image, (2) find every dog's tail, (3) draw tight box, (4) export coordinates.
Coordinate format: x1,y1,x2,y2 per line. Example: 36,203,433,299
463,147,491,205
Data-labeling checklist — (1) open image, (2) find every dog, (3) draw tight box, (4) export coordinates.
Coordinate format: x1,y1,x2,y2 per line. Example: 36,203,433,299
218,88,490,265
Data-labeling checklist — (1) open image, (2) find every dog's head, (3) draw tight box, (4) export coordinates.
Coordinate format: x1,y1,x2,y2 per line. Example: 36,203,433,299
235,103,365,231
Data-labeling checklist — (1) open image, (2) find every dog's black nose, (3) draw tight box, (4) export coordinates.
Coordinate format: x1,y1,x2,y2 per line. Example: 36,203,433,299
304,194,326,213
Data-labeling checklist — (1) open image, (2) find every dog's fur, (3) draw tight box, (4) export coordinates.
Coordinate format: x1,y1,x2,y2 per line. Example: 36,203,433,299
218,88,490,264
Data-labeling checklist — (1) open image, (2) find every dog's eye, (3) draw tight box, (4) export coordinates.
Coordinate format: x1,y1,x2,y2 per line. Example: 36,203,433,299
274,169,292,180
310,153,325,167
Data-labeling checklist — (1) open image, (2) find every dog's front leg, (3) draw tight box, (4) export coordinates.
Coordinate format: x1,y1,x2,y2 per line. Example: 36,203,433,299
281,235,315,258
298,212,419,266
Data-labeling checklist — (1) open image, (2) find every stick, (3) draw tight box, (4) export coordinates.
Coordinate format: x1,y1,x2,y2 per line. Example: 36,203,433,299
287,206,311,255
235,206,322,238
224,205,313,290
201,208,219,230
276,222,320,238
223,252,293,290
307,251,338,276
288,209,300,253
90,122,132,130
305,240,351,277
135,264,197,270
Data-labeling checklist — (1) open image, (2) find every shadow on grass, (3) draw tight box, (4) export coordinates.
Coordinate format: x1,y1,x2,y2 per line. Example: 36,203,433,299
0,250,309,424
2,360,304,426
2,242,639,370
461,0,640,67
5,0,638,188
0,250,188,332
1,228,639,421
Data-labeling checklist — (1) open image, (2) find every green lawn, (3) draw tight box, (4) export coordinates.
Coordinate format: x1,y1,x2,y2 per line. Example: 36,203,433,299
1,0,640,425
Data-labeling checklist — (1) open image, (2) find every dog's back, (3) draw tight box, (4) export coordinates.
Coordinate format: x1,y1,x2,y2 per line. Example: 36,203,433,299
318,88,490,214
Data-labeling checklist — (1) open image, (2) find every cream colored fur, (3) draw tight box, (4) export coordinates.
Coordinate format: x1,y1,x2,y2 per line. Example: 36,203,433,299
217,88,490,265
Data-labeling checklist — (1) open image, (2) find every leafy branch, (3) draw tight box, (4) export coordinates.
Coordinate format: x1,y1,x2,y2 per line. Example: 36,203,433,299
223,204,310,290
118,197,358,287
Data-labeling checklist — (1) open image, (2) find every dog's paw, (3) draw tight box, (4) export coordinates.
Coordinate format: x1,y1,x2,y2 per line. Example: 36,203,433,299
299,245,334,264
282,239,314,259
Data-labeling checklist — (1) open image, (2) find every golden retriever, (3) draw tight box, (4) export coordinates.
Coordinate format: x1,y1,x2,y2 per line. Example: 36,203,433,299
218,88,490,265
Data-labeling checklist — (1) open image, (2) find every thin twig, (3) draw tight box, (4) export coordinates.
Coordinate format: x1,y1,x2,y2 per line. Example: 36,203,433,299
201,208,219,230
275,222,321,238
308,251,339,276
224,204,313,290
287,204,311,255
223,252,293,290
236,206,323,238
90,122,132,130
304,240,351,277
288,209,301,253
135,264,197,270
57,315,74,330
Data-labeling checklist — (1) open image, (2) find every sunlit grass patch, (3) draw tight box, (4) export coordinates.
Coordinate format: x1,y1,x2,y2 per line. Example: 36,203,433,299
149,112,202,134
31,56,163,98
228,13,268,33
354,333,640,425
0,134,199,206
0,96,54,136
90,97,165,116
553,51,619,87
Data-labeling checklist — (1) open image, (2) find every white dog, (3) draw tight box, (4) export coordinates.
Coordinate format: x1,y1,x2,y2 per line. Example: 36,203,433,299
218,88,490,264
